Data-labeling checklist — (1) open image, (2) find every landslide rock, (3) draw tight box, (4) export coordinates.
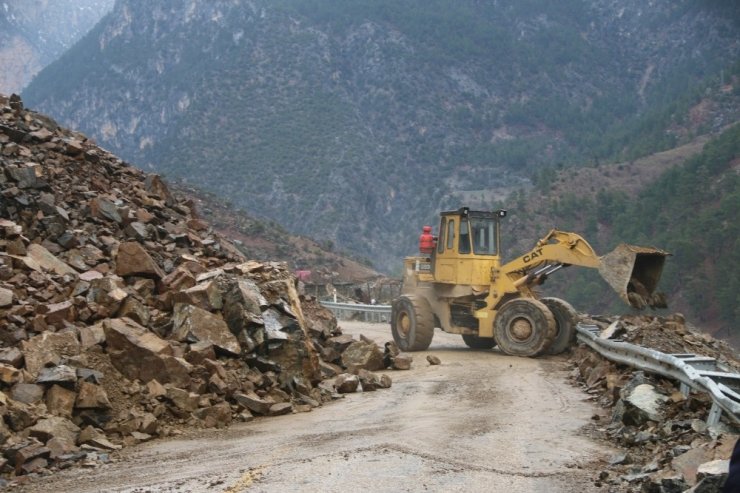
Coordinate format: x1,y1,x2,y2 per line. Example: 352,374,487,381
103,318,191,387
341,341,385,373
21,331,80,378
0,94,386,480
114,242,164,279
171,303,240,355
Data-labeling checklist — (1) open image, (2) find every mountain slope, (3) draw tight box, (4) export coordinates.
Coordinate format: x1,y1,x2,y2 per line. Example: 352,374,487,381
22,0,740,271
0,0,114,93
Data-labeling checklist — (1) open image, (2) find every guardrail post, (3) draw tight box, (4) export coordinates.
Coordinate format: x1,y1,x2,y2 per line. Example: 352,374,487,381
707,403,723,426
680,383,691,398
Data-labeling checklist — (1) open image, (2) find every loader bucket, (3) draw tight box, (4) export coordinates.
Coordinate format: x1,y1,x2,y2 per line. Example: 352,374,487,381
598,244,670,309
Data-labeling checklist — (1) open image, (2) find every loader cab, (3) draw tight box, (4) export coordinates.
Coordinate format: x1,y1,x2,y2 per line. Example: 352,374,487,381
433,207,506,286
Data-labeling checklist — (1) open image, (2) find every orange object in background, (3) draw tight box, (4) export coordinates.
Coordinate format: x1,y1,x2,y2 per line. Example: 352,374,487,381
419,225,435,254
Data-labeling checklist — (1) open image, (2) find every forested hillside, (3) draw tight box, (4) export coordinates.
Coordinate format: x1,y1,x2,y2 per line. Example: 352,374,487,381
23,0,740,272
511,125,740,342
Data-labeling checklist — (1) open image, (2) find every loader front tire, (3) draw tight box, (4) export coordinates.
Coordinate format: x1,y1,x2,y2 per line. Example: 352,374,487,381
462,334,496,350
391,295,434,351
493,298,556,357
541,297,578,355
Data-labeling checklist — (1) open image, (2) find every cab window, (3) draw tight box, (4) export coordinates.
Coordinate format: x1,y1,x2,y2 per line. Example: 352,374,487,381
459,218,471,254
437,218,446,254
471,217,497,255
446,219,455,250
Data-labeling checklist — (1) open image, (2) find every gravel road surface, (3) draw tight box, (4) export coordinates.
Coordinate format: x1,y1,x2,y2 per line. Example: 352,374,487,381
18,321,612,492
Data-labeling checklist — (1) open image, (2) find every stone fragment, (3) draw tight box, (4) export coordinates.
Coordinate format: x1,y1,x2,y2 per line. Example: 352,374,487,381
166,387,199,412
116,297,150,326
37,365,77,384
104,318,192,386
341,341,385,373
89,197,122,223
222,279,266,331
172,303,240,355
334,373,359,394
379,374,392,389
269,402,293,416
162,267,196,291
79,323,106,348
75,381,111,409
46,437,79,459
144,175,175,205
115,242,164,278
357,369,381,391
139,413,159,434
78,426,121,450
194,402,232,428
14,442,50,468
173,281,223,311
0,347,23,367
25,243,77,275
76,368,104,383
184,341,216,366
426,355,441,365
0,363,20,385
146,379,167,398
28,416,80,444
44,300,76,328
391,353,413,370
233,392,273,415
46,385,77,417
0,287,13,307
21,330,81,377
327,334,356,353
613,383,668,425
11,383,45,404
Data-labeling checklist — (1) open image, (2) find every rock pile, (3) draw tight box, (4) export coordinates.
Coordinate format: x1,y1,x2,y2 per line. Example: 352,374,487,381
572,314,739,492
0,94,396,482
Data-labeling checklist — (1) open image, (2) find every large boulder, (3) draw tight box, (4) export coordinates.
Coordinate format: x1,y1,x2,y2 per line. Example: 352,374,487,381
172,280,222,311
171,303,240,355
103,318,191,387
341,341,385,373
115,242,164,279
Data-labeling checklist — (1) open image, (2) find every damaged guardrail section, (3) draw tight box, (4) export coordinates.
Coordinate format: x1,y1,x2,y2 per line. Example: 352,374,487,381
576,323,740,426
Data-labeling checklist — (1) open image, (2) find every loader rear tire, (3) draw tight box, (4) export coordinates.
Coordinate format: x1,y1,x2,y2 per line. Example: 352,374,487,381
391,295,434,351
462,334,496,349
493,298,556,357
541,297,578,355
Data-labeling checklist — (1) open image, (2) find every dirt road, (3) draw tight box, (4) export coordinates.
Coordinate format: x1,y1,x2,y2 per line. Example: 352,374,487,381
20,321,612,493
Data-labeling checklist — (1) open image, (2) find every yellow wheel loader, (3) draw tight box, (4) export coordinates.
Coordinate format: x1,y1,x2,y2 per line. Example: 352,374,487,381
391,207,669,357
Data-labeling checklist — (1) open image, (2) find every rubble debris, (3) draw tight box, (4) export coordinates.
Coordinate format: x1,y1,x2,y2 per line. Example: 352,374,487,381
0,93,394,482
571,313,740,491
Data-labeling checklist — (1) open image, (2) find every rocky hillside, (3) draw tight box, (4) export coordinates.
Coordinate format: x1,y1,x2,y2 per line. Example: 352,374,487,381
0,94,406,482
22,0,740,272
0,0,114,94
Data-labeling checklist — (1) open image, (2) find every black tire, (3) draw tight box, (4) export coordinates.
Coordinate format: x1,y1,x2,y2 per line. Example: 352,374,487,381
541,297,578,355
391,295,435,351
461,334,497,349
493,298,555,357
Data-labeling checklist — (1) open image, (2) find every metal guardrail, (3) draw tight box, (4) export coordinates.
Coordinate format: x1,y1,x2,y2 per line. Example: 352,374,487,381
576,323,740,426
320,301,392,323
